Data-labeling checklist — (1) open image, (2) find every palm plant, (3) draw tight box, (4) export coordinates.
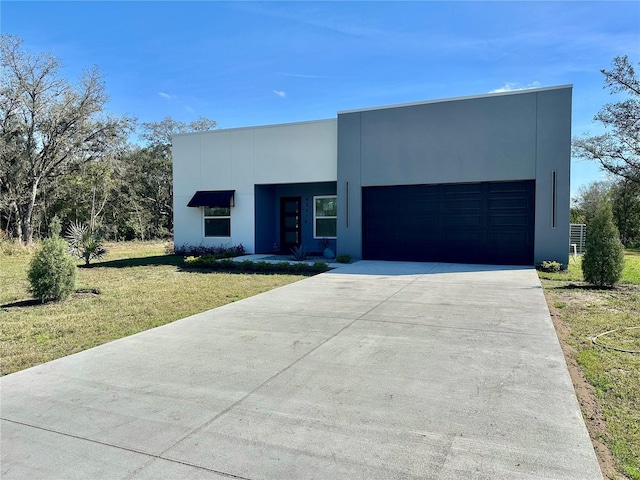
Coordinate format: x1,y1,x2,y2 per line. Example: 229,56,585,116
65,221,107,265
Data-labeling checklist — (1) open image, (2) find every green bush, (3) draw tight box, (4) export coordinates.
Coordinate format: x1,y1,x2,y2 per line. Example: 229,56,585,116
537,260,562,273
582,204,625,287
182,257,330,275
312,261,329,272
28,236,77,302
336,254,351,264
239,259,255,271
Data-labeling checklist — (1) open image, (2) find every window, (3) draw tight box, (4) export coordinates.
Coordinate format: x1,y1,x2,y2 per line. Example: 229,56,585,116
314,196,337,238
204,207,231,237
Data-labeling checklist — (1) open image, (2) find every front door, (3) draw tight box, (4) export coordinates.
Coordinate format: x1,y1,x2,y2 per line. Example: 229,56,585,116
280,197,301,254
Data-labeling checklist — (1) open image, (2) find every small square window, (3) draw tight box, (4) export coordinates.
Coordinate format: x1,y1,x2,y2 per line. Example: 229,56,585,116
204,207,231,237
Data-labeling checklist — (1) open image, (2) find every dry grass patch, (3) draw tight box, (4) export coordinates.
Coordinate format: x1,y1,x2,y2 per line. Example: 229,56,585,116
1,241,305,376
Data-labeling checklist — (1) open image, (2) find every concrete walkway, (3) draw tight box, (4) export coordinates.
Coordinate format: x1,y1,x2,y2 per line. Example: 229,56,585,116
1,262,602,479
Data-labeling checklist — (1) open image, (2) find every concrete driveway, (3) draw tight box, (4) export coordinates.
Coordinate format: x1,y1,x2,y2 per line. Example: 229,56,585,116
1,261,602,479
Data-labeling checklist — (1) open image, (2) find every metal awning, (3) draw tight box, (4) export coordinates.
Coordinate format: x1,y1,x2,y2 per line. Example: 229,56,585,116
187,190,235,207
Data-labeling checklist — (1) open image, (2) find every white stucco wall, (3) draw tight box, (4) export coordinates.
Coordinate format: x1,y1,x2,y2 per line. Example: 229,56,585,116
173,119,337,252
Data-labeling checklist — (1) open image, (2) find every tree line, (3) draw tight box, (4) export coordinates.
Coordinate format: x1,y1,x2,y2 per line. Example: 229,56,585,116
0,35,215,245
572,178,640,247
572,55,640,248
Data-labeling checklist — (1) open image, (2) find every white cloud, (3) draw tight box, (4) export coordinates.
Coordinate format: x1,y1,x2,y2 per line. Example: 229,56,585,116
489,81,541,94
158,92,175,100
273,90,287,98
279,72,331,79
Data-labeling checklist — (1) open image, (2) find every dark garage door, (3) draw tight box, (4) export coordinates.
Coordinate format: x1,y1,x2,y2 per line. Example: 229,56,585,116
362,180,535,265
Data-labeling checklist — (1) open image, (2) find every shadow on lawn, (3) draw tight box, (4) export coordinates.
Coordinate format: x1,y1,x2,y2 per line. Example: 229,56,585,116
1,299,42,308
85,255,185,268
550,282,637,292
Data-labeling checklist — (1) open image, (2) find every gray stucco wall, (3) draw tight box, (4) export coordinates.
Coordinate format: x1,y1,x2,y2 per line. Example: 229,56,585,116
336,85,572,265
534,88,572,264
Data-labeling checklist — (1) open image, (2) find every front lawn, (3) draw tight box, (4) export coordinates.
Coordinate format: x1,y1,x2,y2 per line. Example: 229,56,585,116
539,251,640,480
0,241,306,376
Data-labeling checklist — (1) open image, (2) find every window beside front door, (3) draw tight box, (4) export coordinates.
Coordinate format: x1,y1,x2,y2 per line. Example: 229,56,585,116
204,207,231,237
314,195,337,238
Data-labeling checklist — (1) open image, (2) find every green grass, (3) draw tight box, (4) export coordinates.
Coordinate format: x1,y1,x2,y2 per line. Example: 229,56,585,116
0,241,306,376
539,250,640,479
538,250,640,284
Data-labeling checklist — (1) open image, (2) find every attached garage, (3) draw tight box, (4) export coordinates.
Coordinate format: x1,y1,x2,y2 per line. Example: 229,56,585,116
362,180,535,265
337,85,571,266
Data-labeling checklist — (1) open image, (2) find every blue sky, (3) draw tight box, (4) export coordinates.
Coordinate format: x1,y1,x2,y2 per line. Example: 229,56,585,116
2,1,639,197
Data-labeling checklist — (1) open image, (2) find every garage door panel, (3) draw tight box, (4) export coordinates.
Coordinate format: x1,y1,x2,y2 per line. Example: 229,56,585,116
487,231,530,244
488,182,528,193
445,231,482,242
444,215,482,227
488,214,530,226
489,197,529,209
407,202,439,214
445,199,482,210
445,183,482,194
362,180,534,265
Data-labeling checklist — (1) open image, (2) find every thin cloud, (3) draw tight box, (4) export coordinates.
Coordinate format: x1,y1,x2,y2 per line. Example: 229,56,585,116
279,72,332,79
273,90,287,98
158,91,175,100
489,81,541,94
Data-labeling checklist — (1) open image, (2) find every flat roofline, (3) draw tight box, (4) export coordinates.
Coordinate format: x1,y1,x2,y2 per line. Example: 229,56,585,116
338,84,573,115
173,118,336,138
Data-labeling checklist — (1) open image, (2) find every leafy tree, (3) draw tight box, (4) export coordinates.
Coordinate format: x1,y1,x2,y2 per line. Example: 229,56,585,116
573,56,639,185
571,180,611,225
0,35,132,244
28,224,77,302
132,117,217,238
140,116,216,146
47,159,118,231
582,203,625,288
611,179,640,246
570,207,585,224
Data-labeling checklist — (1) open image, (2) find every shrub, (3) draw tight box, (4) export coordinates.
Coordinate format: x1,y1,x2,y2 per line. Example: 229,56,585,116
218,259,235,270
174,243,245,257
239,259,255,271
28,236,77,302
312,261,329,272
537,260,562,273
65,221,107,265
182,257,331,275
255,261,270,272
582,203,625,287
275,261,292,272
293,262,309,273
336,254,351,264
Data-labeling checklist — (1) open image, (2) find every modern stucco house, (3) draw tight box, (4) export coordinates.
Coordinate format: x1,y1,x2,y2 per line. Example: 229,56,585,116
173,85,571,266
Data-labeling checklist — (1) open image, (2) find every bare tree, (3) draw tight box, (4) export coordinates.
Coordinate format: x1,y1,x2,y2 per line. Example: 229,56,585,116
573,56,640,185
0,35,132,244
